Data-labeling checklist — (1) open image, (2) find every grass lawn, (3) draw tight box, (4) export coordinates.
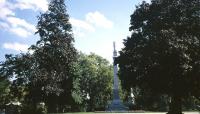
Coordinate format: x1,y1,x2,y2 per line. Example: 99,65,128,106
49,112,200,114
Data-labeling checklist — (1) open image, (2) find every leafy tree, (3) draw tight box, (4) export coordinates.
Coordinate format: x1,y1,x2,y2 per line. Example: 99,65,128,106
77,53,113,111
133,88,169,111
0,76,10,110
0,54,32,103
28,0,79,112
0,0,79,113
117,0,200,114
0,53,39,113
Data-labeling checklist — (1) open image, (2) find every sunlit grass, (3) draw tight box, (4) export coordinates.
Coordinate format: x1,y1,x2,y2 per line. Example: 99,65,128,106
49,111,200,114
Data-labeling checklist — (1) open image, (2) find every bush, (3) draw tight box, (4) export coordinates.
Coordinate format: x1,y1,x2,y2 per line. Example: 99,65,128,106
21,103,47,114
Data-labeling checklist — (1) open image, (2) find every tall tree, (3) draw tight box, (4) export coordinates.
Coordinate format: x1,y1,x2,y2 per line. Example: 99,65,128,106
0,0,79,113
29,0,79,112
117,0,200,114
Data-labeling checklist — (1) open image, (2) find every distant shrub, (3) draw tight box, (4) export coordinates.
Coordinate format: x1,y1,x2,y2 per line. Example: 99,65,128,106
21,103,47,114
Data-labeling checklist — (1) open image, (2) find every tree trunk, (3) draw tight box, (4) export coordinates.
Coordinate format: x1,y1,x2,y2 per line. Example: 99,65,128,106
47,95,57,113
47,103,57,113
167,95,182,114
89,99,95,112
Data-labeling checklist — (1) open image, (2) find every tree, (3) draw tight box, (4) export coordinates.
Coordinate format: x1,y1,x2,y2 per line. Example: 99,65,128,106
0,53,41,113
29,0,79,112
0,0,79,112
77,53,113,111
132,88,169,111
0,54,32,103
0,76,10,110
117,0,200,114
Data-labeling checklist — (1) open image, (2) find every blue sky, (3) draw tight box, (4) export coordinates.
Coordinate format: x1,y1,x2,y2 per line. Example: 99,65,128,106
0,0,150,63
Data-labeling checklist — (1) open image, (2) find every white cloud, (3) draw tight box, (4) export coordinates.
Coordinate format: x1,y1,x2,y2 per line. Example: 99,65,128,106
145,0,151,3
6,17,36,32
0,22,9,29
9,27,32,38
73,29,86,38
14,0,48,12
0,7,15,19
70,18,95,38
0,1,15,19
0,0,38,38
3,42,29,52
70,18,95,32
70,11,113,37
69,18,89,38
0,0,5,3
0,16,36,38
137,0,151,3
0,0,48,12
86,11,113,29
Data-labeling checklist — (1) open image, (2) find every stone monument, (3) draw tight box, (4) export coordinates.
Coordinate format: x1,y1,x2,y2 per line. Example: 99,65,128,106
107,42,128,111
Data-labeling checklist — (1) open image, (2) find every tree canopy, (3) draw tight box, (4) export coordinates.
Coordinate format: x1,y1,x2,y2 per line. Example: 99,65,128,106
117,0,200,114
29,0,79,112
0,0,79,113
77,53,113,111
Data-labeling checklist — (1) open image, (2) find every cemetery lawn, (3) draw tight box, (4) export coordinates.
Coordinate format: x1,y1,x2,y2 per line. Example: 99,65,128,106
49,112,200,114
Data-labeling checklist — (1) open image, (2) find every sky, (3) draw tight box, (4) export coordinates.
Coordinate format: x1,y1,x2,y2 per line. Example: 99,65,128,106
0,0,150,63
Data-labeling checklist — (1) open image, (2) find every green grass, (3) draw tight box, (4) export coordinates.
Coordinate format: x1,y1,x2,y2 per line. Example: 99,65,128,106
53,112,99,113
49,111,200,114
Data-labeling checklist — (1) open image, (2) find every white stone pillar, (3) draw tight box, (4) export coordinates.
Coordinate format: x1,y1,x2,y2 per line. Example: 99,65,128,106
113,42,119,99
107,42,128,111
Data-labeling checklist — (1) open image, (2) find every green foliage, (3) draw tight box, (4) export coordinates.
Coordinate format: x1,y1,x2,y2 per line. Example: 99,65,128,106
21,103,47,114
0,0,122,113
134,88,169,111
0,0,80,113
117,0,200,113
28,0,79,112
31,0,77,95
77,53,113,111
0,77,10,109
0,54,32,105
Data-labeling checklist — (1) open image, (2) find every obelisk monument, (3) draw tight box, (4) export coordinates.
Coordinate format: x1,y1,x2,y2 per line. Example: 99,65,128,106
113,42,120,100
107,42,128,111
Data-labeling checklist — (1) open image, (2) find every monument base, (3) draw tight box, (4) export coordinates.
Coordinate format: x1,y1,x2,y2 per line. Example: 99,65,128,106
106,99,128,111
